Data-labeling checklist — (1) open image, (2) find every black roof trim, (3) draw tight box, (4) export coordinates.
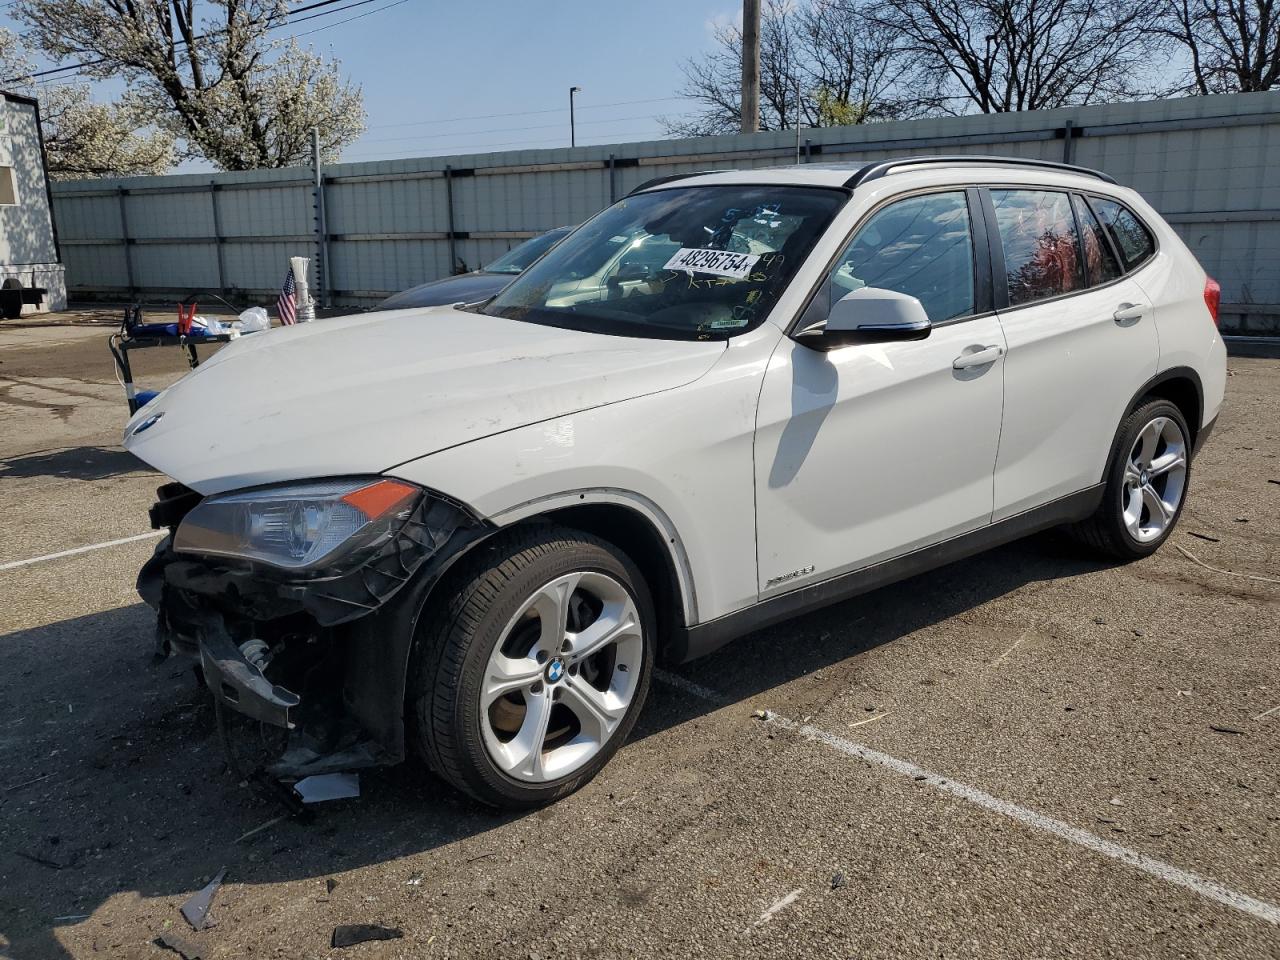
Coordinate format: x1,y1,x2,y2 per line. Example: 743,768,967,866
844,155,1117,188
627,170,727,196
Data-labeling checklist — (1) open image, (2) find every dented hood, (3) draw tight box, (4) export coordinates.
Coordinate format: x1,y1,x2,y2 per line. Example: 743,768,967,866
124,306,724,495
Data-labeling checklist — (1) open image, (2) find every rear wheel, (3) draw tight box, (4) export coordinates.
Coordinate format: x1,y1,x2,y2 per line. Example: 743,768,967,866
1070,398,1191,560
409,526,654,808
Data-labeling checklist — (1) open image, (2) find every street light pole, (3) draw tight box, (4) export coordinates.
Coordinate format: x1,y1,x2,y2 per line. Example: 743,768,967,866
569,85,582,148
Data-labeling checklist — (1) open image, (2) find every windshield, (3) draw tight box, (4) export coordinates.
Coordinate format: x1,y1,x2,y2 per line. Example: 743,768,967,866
485,228,572,275
480,185,846,340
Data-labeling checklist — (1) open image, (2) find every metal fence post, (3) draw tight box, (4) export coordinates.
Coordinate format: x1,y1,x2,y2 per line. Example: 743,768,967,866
1062,120,1075,164
311,127,331,307
116,187,135,298
608,153,617,203
445,164,457,275
209,182,226,294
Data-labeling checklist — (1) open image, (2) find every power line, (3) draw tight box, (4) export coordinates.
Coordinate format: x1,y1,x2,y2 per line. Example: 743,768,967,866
357,111,697,145
341,129,675,159
363,96,696,131
290,0,408,36
11,0,394,83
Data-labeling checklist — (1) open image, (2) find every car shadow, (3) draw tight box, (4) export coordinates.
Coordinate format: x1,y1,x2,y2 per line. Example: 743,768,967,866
0,532,1106,959
0,446,151,482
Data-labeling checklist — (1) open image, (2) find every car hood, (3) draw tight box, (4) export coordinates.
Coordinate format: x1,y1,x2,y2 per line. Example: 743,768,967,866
376,271,512,310
124,306,724,496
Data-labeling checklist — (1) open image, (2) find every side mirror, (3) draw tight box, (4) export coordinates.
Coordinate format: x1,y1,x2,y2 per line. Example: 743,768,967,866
615,260,653,283
797,286,932,352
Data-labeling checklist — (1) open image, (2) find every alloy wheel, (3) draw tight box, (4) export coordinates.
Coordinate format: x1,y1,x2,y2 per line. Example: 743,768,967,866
479,571,643,783
1122,416,1187,543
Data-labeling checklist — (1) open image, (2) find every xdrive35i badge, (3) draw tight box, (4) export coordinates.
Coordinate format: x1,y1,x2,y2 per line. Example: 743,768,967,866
766,565,815,588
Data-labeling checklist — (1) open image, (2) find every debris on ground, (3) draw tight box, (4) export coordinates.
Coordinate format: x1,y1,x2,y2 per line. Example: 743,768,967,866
1187,531,1220,542
235,815,285,844
1209,724,1246,735
331,924,404,948
1175,544,1280,585
180,867,226,931
294,772,360,804
751,709,773,721
3,773,52,793
830,872,847,890
154,931,204,960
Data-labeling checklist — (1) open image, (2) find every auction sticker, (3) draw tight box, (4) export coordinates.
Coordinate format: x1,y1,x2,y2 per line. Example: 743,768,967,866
663,247,760,279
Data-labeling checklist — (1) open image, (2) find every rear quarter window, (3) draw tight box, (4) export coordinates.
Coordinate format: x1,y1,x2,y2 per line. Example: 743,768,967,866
1089,197,1156,271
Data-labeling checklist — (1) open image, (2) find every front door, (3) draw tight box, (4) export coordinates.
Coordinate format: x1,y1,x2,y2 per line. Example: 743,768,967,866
753,189,1006,597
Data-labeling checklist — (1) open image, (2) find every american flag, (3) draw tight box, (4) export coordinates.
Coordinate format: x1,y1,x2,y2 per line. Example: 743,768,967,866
276,269,297,325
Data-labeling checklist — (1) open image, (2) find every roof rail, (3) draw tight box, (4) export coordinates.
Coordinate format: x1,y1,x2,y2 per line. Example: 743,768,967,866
627,170,726,196
844,155,1117,188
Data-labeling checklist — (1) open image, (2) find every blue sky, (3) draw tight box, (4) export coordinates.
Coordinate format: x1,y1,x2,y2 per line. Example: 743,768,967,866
4,0,738,168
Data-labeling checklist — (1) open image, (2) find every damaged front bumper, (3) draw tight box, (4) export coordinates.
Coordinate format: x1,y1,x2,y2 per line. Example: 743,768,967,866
139,483,491,778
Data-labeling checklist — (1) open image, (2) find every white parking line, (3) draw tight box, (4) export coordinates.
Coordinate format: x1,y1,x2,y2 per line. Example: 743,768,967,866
0,531,165,572
652,669,1280,929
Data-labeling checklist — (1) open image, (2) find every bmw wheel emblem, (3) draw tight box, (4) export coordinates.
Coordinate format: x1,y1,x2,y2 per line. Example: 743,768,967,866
545,658,565,683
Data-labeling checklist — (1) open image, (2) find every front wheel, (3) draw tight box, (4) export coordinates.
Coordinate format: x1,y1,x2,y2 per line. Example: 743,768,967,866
1070,398,1191,560
409,526,654,808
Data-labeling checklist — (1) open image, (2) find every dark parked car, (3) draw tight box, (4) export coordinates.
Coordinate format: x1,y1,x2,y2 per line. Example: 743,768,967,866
376,226,573,310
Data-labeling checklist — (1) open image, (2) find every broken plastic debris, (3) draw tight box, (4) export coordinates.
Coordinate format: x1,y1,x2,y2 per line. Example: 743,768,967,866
180,867,226,931
331,924,404,948
294,772,360,804
154,931,204,960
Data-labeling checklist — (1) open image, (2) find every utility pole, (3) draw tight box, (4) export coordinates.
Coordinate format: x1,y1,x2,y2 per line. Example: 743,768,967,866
741,0,760,134
569,86,582,147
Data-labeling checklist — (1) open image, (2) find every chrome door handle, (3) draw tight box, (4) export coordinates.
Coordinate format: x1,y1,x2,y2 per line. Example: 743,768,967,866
952,344,1004,369
1113,302,1146,323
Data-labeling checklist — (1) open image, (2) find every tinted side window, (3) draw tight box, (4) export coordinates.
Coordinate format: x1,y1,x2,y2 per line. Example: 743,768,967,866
1072,194,1123,287
1090,197,1156,270
829,191,975,323
990,189,1083,307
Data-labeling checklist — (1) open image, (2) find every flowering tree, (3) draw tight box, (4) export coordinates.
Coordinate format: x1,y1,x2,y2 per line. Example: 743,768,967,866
0,29,173,178
13,0,365,170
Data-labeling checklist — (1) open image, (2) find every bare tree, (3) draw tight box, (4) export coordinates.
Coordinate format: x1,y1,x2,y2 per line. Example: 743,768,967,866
666,1,801,135
13,0,365,170
1158,0,1280,92
666,0,935,136
798,0,942,123
877,0,1165,112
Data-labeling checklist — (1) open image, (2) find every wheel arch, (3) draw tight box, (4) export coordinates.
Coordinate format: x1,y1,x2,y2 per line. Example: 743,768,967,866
1101,366,1204,484
488,489,698,649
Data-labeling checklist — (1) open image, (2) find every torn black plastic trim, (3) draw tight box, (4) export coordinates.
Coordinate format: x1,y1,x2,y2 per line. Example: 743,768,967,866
149,481,201,532
199,617,300,728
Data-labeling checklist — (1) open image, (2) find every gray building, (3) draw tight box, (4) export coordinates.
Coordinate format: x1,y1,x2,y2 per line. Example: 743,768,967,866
0,90,64,315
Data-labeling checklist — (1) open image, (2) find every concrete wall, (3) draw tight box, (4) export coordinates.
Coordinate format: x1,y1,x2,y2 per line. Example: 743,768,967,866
0,93,65,312
50,91,1280,333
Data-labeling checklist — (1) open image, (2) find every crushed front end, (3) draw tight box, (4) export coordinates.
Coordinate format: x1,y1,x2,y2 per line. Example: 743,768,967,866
138,478,490,781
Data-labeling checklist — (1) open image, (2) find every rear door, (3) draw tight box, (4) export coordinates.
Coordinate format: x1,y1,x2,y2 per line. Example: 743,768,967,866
986,187,1159,519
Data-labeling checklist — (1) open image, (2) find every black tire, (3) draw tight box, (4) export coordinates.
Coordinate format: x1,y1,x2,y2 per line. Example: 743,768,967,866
1069,398,1192,560
408,524,655,808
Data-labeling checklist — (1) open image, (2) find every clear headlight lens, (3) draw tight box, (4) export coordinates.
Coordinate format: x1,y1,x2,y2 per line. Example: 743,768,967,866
174,478,421,571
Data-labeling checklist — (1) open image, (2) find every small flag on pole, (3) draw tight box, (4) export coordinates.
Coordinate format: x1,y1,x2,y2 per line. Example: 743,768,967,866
276,269,297,325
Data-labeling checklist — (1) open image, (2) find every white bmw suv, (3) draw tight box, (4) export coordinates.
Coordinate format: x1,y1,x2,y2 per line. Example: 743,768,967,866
127,156,1226,808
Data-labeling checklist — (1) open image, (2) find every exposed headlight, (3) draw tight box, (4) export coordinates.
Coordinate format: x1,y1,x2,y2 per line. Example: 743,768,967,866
174,478,421,572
